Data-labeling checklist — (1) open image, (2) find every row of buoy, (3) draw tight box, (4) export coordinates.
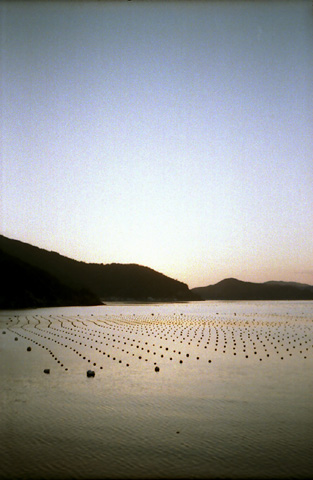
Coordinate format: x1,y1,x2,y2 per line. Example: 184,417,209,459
9,315,313,354
10,319,313,351
3,312,312,377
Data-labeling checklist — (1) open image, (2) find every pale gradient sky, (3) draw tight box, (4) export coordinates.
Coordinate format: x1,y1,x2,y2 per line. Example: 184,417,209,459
1,1,313,288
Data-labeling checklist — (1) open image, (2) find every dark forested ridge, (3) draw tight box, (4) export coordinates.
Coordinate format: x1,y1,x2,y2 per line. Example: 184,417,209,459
192,277,313,301
0,235,198,308
2,235,312,308
0,250,101,309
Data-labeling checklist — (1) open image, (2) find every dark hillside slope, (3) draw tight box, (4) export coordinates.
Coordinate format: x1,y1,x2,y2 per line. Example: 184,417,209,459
0,235,197,301
192,278,313,300
0,250,101,309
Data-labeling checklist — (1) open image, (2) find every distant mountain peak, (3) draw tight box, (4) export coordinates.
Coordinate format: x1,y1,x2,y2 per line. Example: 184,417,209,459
192,277,313,301
218,277,242,284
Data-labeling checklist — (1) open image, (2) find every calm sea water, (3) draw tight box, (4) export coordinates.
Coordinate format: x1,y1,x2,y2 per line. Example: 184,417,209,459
1,301,313,479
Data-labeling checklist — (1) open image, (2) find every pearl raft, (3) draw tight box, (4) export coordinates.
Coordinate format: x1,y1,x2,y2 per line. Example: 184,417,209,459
1,301,313,479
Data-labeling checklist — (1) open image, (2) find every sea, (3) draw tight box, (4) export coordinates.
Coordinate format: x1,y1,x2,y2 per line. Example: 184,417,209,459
1,300,312,479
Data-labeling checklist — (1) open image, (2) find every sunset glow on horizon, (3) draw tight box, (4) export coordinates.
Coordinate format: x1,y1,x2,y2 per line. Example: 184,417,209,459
1,1,312,289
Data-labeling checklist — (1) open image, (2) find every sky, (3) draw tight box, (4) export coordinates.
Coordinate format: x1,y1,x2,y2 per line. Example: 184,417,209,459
1,1,313,289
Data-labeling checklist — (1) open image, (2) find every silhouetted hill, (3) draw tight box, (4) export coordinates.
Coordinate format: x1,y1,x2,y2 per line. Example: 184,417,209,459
0,235,198,303
264,280,313,290
0,250,101,309
192,278,313,300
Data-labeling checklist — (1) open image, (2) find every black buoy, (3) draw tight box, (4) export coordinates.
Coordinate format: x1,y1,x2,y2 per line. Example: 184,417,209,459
27,346,32,352
44,369,50,374
155,366,160,372
87,370,95,377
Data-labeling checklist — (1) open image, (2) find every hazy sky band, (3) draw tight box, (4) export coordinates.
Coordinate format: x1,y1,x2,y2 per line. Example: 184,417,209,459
1,1,312,288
